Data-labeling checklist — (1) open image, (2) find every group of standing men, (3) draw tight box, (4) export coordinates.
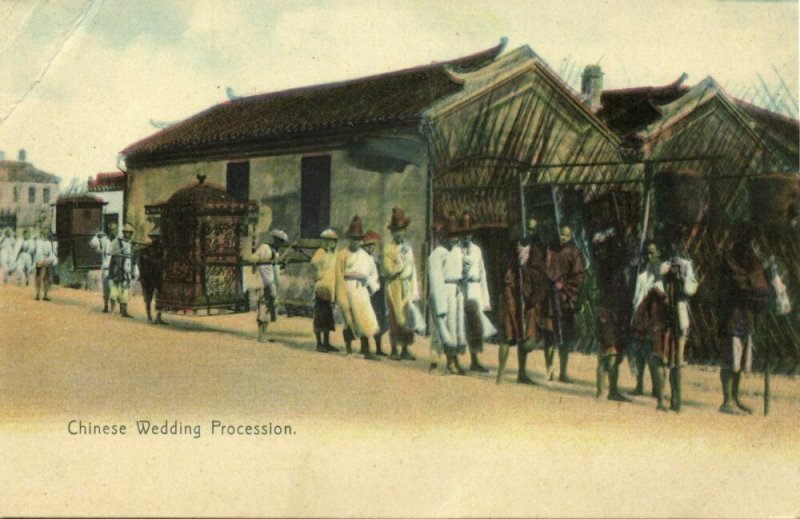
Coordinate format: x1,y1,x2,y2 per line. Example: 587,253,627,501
303,207,710,413
307,208,497,372
93,202,774,418
493,213,701,410
310,209,435,362
89,221,138,318
493,211,782,416
496,218,587,388
0,225,58,301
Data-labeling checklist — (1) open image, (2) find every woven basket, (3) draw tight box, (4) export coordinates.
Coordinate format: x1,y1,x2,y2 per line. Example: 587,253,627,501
584,189,641,236
748,173,799,226
654,169,708,225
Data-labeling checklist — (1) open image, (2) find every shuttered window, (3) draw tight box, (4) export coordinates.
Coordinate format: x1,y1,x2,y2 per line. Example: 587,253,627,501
226,161,250,201
300,155,331,238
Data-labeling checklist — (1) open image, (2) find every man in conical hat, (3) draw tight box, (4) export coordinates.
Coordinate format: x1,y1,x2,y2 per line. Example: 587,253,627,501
381,208,423,361
335,215,380,360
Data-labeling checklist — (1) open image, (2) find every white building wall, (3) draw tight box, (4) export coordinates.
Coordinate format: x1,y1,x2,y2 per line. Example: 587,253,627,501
125,128,430,309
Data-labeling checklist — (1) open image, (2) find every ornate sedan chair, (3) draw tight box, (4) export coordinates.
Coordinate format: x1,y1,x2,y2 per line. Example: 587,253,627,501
145,174,257,316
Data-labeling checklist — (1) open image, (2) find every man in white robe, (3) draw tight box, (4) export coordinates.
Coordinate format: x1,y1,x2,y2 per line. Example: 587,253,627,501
441,213,496,374
90,222,117,313
427,224,456,374
460,228,496,373
14,228,34,285
249,229,288,342
33,229,58,301
0,228,15,270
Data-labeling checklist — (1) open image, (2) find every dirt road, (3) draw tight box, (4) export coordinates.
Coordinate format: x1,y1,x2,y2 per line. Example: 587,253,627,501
1,283,798,517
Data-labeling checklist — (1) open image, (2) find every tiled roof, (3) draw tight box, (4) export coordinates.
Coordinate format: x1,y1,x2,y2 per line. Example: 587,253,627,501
54,194,106,206
0,161,60,184
88,171,125,192
597,76,689,138
122,43,505,166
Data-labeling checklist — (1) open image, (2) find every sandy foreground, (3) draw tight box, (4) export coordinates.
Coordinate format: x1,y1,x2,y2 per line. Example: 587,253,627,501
0,282,798,517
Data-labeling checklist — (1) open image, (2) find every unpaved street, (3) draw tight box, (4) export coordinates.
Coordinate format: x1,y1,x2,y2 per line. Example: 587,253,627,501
1,282,799,517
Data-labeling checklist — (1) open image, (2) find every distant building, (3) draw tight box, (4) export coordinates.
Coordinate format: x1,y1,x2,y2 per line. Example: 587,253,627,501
87,171,125,235
0,150,60,232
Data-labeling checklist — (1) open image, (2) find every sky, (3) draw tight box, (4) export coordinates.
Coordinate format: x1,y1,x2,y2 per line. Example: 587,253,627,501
0,0,797,190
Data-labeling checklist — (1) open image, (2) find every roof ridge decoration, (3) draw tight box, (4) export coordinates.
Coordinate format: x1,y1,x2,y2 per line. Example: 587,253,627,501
602,74,691,97
636,76,764,145
426,44,620,144
231,39,507,104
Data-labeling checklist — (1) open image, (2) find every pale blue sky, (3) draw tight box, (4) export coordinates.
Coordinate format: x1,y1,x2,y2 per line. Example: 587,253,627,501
0,0,797,188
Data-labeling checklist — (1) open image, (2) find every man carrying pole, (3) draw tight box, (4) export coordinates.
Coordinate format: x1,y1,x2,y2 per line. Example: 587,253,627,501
542,224,585,383
249,229,289,342
90,221,117,313
109,223,138,318
497,217,548,385
718,224,770,415
591,227,633,401
634,229,698,412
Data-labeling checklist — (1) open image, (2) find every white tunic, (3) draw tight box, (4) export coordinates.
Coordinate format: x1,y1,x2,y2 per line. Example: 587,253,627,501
663,257,698,335
0,235,15,269
442,246,466,346
440,244,497,346
339,247,379,338
253,243,279,297
16,237,35,276
33,238,57,267
635,257,697,335
459,241,497,338
110,237,138,285
427,245,455,350
89,234,113,272
633,263,664,312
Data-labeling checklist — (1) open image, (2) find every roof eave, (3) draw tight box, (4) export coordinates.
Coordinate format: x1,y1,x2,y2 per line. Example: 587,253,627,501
124,118,424,169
